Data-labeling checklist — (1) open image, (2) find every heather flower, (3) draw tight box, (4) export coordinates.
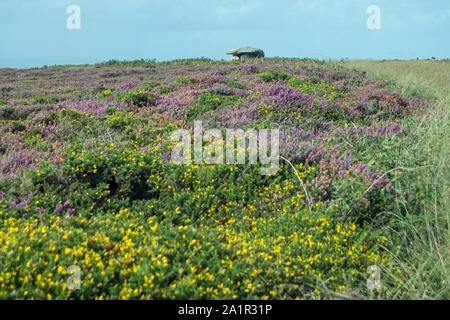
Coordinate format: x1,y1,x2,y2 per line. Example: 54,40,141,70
162,152,171,162
120,82,137,91
54,204,65,213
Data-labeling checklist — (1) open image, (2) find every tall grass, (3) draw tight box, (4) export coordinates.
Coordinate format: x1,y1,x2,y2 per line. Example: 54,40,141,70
338,60,449,299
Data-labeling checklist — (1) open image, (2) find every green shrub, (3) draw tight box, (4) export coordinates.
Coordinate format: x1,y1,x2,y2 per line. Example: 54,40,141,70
260,70,291,82
158,85,174,94
187,92,240,120
31,94,60,105
140,81,160,91
176,77,199,86
119,90,156,107
105,111,135,129
227,79,246,90
0,106,15,120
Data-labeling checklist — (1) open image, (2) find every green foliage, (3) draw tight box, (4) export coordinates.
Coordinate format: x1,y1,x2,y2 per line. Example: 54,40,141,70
227,79,246,90
158,85,175,94
0,140,388,299
0,106,16,120
187,92,240,121
260,70,291,82
176,77,199,86
337,59,450,299
95,59,157,68
31,94,60,105
104,111,136,129
119,90,156,107
140,81,160,91
288,77,340,99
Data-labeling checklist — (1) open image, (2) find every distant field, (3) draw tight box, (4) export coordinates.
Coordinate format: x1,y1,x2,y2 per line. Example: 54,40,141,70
340,60,450,105
0,58,447,299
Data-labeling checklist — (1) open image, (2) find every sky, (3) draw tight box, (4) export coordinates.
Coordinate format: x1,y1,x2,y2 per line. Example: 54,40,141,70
0,0,449,68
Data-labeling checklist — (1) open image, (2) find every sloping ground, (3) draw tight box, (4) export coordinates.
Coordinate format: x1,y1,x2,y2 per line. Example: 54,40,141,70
0,58,437,299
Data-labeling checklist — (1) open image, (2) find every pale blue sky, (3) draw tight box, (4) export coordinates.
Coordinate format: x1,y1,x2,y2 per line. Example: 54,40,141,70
0,0,449,68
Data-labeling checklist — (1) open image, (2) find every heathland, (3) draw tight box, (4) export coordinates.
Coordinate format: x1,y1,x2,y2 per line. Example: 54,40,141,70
0,58,448,299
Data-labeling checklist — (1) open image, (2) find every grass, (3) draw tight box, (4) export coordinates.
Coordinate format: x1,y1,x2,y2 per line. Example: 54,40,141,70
336,60,449,299
339,60,449,103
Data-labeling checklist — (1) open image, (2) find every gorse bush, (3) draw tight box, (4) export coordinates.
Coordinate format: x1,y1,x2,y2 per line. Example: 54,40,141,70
287,78,340,100
187,92,241,121
260,70,291,83
176,77,199,86
119,90,156,107
31,94,60,105
158,85,174,94
140,81,160,91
